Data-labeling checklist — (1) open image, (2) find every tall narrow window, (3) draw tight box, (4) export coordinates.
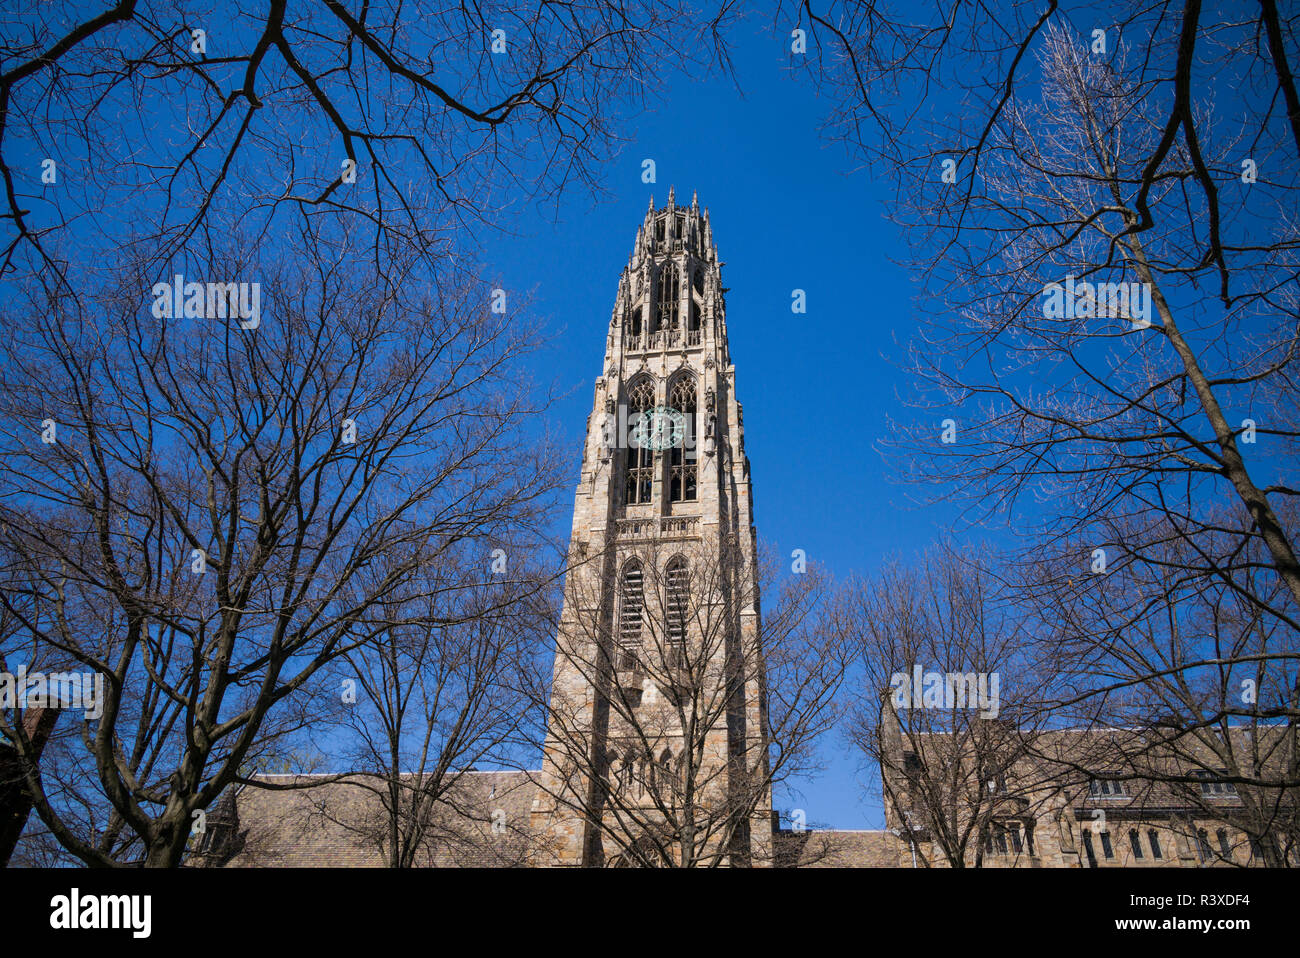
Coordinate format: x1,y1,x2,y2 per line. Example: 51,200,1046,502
1217,829,1232,859
1129,829,1143,859
669,376,697,502
657,262,679,335
1099,831,1114,859
1081,831,1097,867
625,379,654,504
692,267,704,295
1197,828,1212,862
992,824,1008,855
665,557,688,669
626,749,640,796
618,561,644,671
657,747,675,799
1248,834,1281,864
628,306,642,347
1148,830,1162,859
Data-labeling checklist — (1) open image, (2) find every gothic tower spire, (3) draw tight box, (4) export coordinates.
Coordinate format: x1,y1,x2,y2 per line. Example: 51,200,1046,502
532,196,769,866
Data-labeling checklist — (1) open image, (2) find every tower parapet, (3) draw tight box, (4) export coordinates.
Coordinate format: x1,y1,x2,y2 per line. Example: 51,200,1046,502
616,188,725,361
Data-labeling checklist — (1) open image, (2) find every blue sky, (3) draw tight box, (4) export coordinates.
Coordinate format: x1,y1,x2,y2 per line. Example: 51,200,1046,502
479,19,966,829
3,1,1293,863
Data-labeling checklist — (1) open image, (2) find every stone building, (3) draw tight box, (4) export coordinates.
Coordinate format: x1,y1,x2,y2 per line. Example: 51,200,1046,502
526,187,771,866
876,701,1298,868
204,198,1293,868
215,192,777,868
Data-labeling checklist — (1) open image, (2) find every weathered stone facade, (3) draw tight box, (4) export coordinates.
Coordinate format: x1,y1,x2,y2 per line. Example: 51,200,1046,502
528,190,772,865
878,706,1298,868
212,193,776,868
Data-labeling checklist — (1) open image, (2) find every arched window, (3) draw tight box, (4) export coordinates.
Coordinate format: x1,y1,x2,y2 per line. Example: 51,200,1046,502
668,377,697,502
625,378,654,505
618,561,644,671
658,748,675,799
657,262,679,334
665,556,688,667
612,748,632,793
634,747,676,803
692,267,704,295
623,748,641,798
628,306,642,340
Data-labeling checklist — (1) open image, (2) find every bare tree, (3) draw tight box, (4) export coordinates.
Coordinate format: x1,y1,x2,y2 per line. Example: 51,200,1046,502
0,226,563,866
1017,516,1300,865
785,9,1300,857
321,549,557,867
844,542,1060,867
531,537,849,867
791,7,1300,628
0,0,736,867
0,1,736,283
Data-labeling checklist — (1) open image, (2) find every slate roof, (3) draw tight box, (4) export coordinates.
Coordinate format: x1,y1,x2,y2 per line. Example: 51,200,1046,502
218,770,547,868
774,829,904,867
214,769,905,867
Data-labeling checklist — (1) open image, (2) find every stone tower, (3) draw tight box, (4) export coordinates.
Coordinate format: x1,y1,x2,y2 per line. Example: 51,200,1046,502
532,190,771,866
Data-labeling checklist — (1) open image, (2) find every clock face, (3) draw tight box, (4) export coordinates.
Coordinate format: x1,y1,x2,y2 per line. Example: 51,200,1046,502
631,405,686,450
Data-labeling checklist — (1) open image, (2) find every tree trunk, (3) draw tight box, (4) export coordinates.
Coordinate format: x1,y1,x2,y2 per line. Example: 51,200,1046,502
0,708,59,865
